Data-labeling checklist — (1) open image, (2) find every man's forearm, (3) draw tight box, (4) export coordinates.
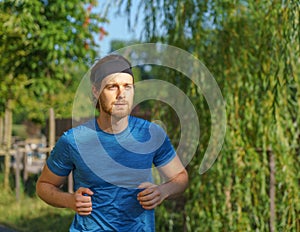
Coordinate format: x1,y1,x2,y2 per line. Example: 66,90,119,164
159,169,189,200
36,181,73,209
137,170,188,210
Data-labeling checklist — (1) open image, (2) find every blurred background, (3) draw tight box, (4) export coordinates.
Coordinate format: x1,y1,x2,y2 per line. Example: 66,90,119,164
0,0,299,231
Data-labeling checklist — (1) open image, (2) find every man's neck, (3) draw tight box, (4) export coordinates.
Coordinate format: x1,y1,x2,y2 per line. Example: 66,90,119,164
97,114,129,134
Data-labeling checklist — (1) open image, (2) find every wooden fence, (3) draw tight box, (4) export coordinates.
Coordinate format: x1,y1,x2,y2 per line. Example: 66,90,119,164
0,144,73,200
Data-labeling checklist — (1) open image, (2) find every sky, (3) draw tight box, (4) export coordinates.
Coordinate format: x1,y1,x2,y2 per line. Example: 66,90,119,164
95,1,143,56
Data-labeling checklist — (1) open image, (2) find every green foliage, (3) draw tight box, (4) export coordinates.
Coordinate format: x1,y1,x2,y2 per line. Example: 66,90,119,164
113,0,300,231
0,0,105,123
0,185,73,232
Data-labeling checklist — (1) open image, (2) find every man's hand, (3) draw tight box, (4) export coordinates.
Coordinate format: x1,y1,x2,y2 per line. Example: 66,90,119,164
72,187,94,215
137,162,188,210
36,165,96,215
137,182,166,210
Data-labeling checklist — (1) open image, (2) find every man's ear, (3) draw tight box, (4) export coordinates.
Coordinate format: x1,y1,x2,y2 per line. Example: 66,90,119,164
92,85,100,99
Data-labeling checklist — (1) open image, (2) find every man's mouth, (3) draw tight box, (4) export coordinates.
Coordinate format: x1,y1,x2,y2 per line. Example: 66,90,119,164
113,102,128,106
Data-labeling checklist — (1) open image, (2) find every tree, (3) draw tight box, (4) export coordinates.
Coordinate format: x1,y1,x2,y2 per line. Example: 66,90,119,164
0,0,106,189
107,0,300,231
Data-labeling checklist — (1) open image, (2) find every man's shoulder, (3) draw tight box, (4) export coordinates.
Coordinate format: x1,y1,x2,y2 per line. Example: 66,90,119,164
129,115,151,129
129,116,165,134
129,115,148,123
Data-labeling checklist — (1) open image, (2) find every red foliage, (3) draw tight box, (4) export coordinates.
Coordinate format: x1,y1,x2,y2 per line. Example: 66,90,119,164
99,27,108,40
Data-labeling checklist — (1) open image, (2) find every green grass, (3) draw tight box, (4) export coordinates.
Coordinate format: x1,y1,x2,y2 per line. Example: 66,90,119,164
0,186,74,232
12,124,28,140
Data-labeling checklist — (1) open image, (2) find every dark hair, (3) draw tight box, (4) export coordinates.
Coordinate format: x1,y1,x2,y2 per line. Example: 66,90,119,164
90,54,133,85
90,54,134,110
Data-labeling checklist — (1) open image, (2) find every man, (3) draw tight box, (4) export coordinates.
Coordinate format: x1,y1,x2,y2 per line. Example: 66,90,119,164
36,54,188,231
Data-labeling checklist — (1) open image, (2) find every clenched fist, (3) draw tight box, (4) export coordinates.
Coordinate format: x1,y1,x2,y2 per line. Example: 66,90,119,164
72,187,94,215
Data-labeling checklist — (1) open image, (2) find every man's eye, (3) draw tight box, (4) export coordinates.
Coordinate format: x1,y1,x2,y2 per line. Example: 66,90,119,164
108,85,118,90
125,85,133,90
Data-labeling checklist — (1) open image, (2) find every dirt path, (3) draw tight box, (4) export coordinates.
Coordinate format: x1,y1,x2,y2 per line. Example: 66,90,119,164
0,225,17,232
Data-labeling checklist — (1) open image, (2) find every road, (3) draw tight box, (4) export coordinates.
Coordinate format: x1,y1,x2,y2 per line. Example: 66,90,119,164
0,225,17,232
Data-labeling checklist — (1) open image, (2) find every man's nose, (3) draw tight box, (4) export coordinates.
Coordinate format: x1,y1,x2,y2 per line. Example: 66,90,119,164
117,86,125,98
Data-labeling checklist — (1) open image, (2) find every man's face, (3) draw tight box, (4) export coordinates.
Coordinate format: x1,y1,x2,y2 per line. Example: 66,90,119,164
97,73,134,119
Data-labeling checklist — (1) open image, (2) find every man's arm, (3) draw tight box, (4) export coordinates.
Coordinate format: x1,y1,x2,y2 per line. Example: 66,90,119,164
36,164,94,215
137,155,188,210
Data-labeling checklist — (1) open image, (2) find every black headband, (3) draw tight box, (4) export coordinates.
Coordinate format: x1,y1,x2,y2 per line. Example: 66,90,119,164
92,59,133,84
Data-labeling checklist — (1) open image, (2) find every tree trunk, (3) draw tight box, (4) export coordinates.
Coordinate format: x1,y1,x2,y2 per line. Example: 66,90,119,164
48,107,55,150
15,146,21,201
269,149,276,232
0,116,3,147
4,99,13,190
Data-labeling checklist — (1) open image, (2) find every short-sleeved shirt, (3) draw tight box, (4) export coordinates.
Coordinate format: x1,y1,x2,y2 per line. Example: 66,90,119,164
47,116,176,231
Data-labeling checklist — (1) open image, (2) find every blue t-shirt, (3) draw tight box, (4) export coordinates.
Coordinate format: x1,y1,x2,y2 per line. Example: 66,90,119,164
47,116,176,231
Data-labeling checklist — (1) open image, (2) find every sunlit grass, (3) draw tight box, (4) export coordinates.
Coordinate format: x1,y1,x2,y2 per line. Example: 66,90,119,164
0,186,74,232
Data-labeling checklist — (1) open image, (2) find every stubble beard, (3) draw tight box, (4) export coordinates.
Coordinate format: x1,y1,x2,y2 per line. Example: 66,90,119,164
99,97,131,119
